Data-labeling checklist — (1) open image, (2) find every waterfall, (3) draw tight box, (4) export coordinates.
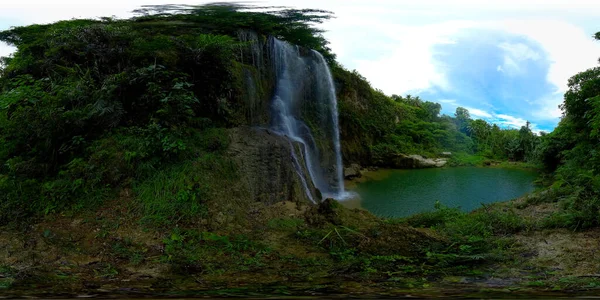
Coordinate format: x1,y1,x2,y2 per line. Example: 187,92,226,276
288,140,315,204
268,38,346,201
312,50,346,197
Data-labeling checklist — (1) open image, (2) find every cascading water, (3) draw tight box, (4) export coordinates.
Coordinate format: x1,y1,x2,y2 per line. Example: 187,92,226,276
268,38,346,201
312,50,345,197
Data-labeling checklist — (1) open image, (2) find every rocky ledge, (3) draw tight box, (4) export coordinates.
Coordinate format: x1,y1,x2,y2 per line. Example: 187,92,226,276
344,163,363,179
390,154,448,169
344,153,450,179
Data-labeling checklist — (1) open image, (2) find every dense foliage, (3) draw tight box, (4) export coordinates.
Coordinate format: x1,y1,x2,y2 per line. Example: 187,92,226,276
0,4,333,225
533,32,600,229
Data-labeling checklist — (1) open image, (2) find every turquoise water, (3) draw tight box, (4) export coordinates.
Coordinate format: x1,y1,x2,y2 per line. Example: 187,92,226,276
352,167,537,218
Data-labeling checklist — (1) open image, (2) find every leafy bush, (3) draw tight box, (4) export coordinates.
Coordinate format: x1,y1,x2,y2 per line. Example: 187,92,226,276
400,202,526,268
161,229,268,274
402,201,463,228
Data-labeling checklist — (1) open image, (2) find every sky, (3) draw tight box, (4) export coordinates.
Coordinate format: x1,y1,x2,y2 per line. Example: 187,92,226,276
1,1,600,132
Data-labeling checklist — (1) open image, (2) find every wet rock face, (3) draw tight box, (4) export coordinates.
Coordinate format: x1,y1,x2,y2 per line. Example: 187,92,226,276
227,127,318,205
344,163,362,179
390,154,448,169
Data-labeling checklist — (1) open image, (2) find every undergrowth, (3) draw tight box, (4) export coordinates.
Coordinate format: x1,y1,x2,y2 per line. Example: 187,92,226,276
160,229,271,274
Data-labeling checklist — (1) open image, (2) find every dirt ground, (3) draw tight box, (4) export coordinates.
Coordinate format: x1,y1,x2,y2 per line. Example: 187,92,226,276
3,190,600,297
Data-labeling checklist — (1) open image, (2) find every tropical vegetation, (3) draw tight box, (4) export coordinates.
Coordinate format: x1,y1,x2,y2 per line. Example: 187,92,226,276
0,2,599,297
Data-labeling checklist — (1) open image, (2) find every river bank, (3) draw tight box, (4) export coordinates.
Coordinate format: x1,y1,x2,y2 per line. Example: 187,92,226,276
344,154,539,188
449,153,540,170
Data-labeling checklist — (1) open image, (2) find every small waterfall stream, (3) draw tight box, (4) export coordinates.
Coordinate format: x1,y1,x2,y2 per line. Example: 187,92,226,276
268,38,345,201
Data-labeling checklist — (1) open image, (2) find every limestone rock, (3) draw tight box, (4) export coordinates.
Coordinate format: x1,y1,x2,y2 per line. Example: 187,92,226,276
390,154,448,169
227,127,319,205
344,163,362,179
441,152,452,157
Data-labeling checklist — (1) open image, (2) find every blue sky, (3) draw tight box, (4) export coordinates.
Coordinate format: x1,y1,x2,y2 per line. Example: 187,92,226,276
2,0,600,132
420,30,559,131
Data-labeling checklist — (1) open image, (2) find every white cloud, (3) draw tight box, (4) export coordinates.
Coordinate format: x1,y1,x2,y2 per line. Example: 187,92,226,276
437,102,545,131
492,113,545,134
488,20,600,93
499,42,541,62
466,107,493,118
489,113,543,133
501,56,521,75
482,19,600,128
438,99,457,104
444,105,546,133
531,96,564,120
0,1,172,25
497,42,542,75
0,42,15,59
495,114,528,128
318,4,600,103
347,20,476,95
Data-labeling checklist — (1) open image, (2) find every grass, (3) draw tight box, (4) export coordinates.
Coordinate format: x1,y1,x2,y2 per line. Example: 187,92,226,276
134,162,209,228
0,266,16,289
134,153,237,228
553,276,600,290
282,201,512,280
449,153,489,166
449,152,540,170
401,201,528,235
491,160,540,170
268,217,305,230
93,263,120,279
2,178,595,296
111,238,147,265
393,201,527,273
160,229,271,275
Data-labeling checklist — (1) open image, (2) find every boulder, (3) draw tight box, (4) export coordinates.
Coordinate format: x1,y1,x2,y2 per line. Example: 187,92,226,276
441,152,452,157
390,154,448,169
432,158,448,167
344,163,362,179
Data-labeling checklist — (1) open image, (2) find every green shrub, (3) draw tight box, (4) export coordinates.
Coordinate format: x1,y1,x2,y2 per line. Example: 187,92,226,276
135,163,209,228
402,201,462,228
400,202,526,268
268,218,305,230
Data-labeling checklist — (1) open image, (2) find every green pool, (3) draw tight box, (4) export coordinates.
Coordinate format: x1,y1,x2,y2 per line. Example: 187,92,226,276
350,167,537,217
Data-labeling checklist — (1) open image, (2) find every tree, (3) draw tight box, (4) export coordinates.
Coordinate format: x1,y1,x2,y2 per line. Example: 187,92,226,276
468,119,492,151
454,107,471,134
422,101,441,121
518,122,536,161
132,3,336,61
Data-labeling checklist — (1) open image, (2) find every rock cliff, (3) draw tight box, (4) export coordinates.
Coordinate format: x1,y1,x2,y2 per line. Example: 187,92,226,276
227,127,319,205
